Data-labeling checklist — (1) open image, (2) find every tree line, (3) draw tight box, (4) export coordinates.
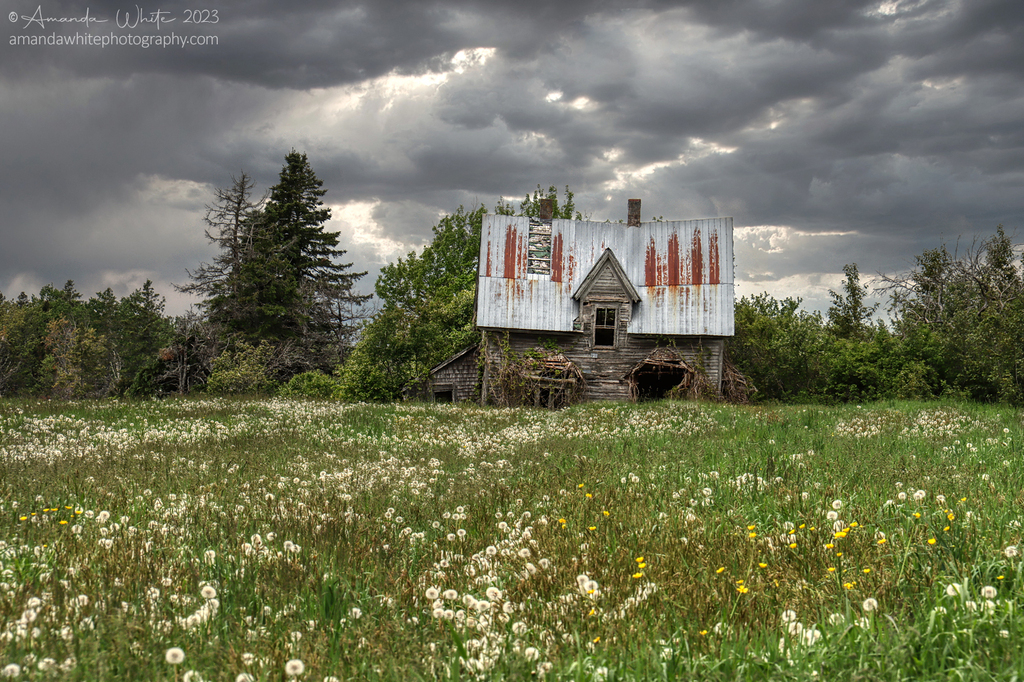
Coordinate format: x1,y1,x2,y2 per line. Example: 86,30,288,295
1,151,1021,404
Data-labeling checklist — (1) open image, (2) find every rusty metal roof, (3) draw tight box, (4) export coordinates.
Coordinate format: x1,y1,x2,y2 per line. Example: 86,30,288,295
476,215,734,336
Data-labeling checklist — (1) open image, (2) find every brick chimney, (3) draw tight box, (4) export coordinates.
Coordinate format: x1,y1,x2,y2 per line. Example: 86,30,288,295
539,198,554,220
627,199,641,227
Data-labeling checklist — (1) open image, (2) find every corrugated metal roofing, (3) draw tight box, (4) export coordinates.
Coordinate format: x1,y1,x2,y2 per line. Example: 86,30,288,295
476,216,734,336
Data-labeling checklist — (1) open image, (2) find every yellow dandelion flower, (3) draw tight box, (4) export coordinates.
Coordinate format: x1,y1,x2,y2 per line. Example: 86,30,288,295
737,585,749,594
603,511,610,517
699,630,708,636
632,572,643,579
75,510,82,514
850,522,859,528
716,567,726,574
586,493,593,499
862,568,870,574
877,538,887,545
758,562,768,569
789,542,798,549
998,575,1005,580
827,567,836,573
914,513,921,519
834,531,847,539
789,529,796,535
636,556,645,563
593,636,600,643
943,526,950,532
59,520,68,525
960,497,966,502
64,505,72,509
19,516,27,521
825,543,835,549
836,552,843,557
799,524,806,529
736,579,744,585
928,538,936,545
749,532,757,538
588,526,597,531
809,526,816,531
638,562,647,569
578,483,585,488
559,518,566,524
947,513,955,521
844,582,854,590
589,608,596,616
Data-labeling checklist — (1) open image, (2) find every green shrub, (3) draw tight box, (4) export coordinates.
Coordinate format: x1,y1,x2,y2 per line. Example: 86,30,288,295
279,370,338,399
205,341,279,395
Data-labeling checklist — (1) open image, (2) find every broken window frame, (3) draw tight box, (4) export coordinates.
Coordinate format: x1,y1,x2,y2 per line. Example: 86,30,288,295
594,307,617,347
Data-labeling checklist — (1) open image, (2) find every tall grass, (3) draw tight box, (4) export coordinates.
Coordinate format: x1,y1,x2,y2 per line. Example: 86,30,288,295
0,397,1021,680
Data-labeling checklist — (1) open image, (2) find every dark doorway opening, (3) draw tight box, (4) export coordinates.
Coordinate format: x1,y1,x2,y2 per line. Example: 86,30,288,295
433,390,453,403
631,366,688,401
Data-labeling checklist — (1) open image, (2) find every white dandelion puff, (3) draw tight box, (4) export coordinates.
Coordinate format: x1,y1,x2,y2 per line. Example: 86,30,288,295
165,648,185,665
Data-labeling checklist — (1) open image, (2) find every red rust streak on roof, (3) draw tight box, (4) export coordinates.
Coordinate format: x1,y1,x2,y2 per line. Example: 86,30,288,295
709,230,720,285
667,233,680,286
645,238,658,286
690,228,703,284
503,226,518,279
551,233,563,282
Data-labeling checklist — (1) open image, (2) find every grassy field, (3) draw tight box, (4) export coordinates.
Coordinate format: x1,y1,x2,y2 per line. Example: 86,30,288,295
1,397,1022,681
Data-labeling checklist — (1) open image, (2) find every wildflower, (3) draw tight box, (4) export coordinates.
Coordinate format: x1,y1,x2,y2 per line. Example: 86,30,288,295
603,511,610,516
716,567,726,574
633,572,643,579
736,585,749,594
832,500,842,511
1,664,21,678
877,538,887,545
781,610,797,624
443,589,458,600
748,532,757,539
862,598,878,612
165,648,185,665
945,584,962,597
758,563,768,569
699,630,708,636
827,567,836,573
284,659,305,676
425,587,439,600
981,586,997,599
350,607,362,619
928,538,936,545
789,542,797,549
236,675,254,682
485,587,502,601
201,585,217,600
1005,546,1019,558
524,647,539,662
588,526,597,531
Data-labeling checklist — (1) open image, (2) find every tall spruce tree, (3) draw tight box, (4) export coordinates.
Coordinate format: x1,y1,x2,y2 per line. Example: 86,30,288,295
182,152,368,374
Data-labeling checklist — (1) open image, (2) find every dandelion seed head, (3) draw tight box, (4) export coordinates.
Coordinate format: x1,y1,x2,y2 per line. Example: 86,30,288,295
165,648,185,665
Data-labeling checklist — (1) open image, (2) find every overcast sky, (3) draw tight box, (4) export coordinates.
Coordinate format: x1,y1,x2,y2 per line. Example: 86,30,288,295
2,0,1022,316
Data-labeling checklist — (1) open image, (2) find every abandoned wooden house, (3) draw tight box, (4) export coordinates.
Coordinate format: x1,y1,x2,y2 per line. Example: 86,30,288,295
470,198,735,406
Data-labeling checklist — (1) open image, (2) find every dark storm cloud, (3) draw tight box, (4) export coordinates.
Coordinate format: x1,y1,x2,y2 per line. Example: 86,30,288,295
1,0,1022,313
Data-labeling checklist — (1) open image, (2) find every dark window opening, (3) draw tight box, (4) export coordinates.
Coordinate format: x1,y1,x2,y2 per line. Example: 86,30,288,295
594,307,616,347
433,390,453,403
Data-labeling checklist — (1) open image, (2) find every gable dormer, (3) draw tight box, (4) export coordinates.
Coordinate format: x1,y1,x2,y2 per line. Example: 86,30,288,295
572,249,639,348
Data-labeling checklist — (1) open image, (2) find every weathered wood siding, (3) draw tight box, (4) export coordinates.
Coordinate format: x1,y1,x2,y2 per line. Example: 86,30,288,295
429,349,479,402
481,330,725,403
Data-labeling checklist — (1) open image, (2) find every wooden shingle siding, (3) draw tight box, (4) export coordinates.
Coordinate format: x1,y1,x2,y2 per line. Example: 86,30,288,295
428,346,479,402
